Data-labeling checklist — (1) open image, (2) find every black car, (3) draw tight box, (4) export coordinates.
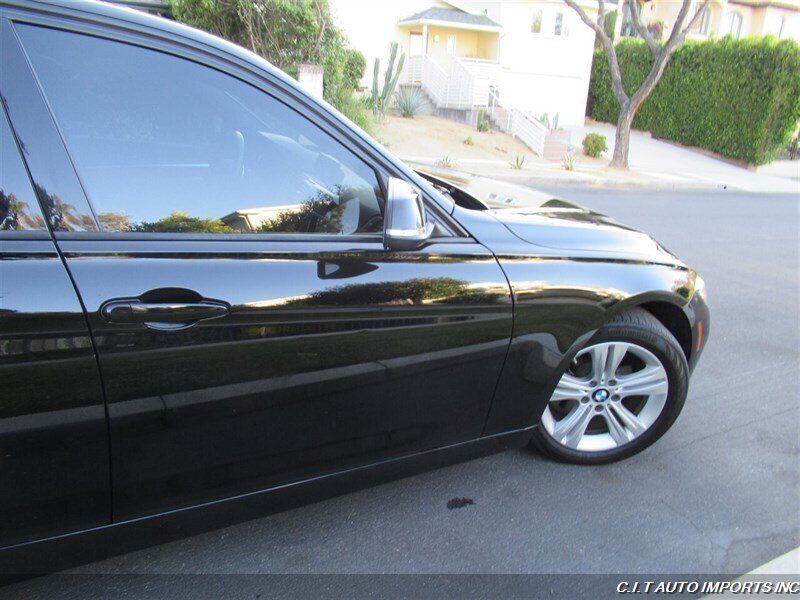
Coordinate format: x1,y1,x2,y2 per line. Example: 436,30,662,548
0,0,709,572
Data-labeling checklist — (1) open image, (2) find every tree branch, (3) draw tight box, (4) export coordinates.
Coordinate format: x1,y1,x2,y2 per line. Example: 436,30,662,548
627,0,659,56
629,0,710,107
563,0,630,106
669,0,711,48
563,0,607,41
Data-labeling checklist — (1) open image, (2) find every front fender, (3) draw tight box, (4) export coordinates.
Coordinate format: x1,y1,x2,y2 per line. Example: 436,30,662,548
483,254,696,435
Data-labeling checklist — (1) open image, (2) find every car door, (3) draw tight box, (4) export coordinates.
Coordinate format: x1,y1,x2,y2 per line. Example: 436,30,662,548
5,16,513,520
0,88,109,546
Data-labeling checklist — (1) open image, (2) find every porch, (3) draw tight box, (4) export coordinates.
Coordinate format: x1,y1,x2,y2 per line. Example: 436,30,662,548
397,7,501,109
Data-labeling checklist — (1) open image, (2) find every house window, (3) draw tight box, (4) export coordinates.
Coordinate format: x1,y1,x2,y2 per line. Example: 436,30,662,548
693,6,711,35
531,9,543,33
554,12,564,35
446,34,457,54
725,11,743,38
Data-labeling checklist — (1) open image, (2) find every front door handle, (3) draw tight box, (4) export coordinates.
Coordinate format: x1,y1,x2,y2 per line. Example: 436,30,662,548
101,299,230,330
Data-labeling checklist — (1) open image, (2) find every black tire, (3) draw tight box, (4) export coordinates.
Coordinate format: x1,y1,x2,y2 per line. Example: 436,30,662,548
530,308,689,465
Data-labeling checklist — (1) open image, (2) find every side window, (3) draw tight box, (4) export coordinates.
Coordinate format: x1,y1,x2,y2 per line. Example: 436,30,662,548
554,12,565,36
0,107,46,231
531,10,543,33
15,24,384,236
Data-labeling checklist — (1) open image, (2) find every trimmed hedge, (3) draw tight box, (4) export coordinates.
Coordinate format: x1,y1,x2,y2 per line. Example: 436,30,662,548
588,37,800,165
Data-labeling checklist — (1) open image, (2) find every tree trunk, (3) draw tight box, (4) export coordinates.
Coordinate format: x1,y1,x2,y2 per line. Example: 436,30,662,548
563,0,709,171
610,104,635,169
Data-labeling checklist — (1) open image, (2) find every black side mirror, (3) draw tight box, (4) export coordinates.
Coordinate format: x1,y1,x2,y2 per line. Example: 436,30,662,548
383,178,434,251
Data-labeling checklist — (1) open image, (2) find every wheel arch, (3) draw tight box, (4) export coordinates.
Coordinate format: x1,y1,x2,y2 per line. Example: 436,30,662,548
605,292,693,364
638,300,693,364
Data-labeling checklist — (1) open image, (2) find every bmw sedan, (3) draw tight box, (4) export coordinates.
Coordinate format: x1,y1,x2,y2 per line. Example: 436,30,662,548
0,0,708,570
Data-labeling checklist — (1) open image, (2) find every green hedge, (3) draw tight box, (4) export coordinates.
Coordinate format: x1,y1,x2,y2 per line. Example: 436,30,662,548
588,37,800,165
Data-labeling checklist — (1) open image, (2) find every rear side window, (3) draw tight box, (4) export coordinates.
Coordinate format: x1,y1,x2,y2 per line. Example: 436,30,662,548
15,24,384,236
0,107,46,232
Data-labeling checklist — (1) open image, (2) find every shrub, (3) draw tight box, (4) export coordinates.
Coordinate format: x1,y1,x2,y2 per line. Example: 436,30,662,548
588,37,800,165
335,93,373,134
476,109,490,132
394,87,431,118
582,133,608,158
463,136,474,146
647,21,665,42
562,153,576,171
342,48,366,91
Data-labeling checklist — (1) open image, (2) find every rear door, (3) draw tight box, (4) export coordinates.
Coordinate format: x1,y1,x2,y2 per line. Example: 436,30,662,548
0,59,109,546
6,14,513,521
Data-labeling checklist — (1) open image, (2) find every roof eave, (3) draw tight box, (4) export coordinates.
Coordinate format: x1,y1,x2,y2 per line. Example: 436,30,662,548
398,18,502,32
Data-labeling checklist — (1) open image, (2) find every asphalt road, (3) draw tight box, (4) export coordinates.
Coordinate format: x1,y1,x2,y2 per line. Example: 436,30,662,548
5,186,799,598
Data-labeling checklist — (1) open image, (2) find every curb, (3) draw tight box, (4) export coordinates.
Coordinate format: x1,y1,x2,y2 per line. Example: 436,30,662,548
403,157,729,192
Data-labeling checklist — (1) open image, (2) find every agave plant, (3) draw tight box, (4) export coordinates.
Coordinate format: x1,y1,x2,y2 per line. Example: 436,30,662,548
435,155,458,169
509,154,526,170
394,87,431,118
562,152,576,171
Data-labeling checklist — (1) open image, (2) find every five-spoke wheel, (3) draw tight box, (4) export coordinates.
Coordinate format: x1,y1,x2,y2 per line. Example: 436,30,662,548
531,308,689,464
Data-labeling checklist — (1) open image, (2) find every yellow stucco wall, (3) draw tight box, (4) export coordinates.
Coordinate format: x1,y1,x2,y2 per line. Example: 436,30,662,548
422,25,497,60
640,0,800,41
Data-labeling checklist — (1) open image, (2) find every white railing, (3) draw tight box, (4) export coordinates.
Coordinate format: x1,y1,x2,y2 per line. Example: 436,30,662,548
440,55,474,109
410,55,499,109
456,58,501,107
508,108,548,157
488,85,500,116
405,55,423,84
421,55,449,107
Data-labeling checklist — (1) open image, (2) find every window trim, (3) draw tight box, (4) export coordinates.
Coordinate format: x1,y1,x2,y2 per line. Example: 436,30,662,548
693,6,711,35
2,8,469,241
726,11,743,38
775,15,785,38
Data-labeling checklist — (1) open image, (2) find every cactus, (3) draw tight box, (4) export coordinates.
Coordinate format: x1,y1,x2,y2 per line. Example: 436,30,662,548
371,42,405,119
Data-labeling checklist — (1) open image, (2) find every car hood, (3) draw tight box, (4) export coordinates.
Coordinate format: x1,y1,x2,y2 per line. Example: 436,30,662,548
489,205,681,264
413,166,684,266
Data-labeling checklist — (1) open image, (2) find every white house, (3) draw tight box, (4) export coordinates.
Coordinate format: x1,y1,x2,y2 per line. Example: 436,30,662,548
329,0,599,128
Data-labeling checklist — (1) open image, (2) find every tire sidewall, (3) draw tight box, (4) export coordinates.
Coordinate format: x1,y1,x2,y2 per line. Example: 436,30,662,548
533,315,689,465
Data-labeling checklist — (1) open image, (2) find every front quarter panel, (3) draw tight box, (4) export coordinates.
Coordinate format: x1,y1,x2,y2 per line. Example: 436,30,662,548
482,247,695,435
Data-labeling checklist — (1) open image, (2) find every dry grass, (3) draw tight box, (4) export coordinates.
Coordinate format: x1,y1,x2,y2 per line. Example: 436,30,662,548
373,115,532,161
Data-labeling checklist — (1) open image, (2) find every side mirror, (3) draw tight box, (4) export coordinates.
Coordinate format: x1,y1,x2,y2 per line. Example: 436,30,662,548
383,177,435,251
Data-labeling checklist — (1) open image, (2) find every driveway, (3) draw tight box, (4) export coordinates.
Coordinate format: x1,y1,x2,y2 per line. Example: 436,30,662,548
5,187,799,599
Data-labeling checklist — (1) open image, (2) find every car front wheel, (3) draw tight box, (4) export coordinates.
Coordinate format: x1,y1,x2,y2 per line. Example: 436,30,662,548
531,308,689,464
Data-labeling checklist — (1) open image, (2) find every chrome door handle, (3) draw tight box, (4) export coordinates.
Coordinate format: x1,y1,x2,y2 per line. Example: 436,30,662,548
101,299,229,329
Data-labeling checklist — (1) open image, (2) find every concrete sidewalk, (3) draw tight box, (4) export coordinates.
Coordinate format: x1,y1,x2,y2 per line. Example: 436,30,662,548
399,122,799,194
567,123,800,194
746,547,800,575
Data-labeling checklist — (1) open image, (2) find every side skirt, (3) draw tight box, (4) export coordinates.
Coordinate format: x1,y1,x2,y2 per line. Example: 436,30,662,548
0,426,535,579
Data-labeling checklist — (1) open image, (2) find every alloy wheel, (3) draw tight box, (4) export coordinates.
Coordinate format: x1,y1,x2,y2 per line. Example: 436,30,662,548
541,341,669,453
